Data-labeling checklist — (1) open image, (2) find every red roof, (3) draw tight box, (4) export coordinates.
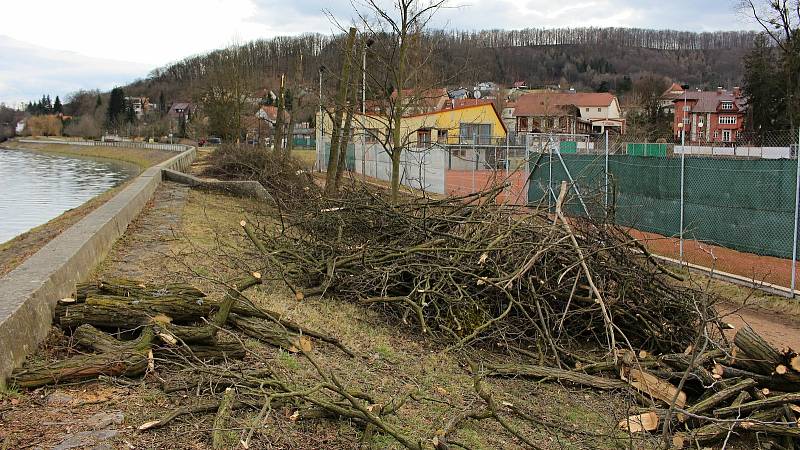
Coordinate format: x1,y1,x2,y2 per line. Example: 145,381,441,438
514,92,615,116
673,90,746,113
443,98,494,109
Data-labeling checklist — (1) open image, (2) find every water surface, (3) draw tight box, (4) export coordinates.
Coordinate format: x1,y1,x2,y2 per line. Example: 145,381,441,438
0,147,139,244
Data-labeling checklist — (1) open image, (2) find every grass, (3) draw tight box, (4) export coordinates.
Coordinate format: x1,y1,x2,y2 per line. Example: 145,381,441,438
3,181,676,449
2,140,173,169
292,148,316,168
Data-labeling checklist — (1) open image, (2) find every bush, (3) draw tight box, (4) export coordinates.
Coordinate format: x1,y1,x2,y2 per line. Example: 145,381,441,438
25,115,63,136
64,115,102,139
203,144,318,207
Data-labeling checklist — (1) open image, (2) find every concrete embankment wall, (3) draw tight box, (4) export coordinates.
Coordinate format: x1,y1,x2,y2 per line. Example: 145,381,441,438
0,145,196,385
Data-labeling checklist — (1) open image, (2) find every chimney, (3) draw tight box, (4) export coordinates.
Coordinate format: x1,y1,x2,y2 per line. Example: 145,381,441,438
733,86,742,98
717,86,724,94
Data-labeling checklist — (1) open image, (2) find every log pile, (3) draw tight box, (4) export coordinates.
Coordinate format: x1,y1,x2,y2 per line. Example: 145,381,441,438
482,328,800,447
11,275,352,388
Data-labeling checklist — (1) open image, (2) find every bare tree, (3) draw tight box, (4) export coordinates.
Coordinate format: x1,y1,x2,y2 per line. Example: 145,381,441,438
350,0,448,202
740,0,800,127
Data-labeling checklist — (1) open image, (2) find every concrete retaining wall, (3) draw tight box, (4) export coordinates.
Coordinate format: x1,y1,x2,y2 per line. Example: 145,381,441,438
0,145,196,385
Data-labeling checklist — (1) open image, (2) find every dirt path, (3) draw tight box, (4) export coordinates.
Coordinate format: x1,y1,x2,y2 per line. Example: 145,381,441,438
719,301,800,350
95,181,188,281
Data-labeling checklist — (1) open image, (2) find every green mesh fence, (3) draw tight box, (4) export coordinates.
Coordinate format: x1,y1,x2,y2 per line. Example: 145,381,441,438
529,153,798,259
321,143,355,171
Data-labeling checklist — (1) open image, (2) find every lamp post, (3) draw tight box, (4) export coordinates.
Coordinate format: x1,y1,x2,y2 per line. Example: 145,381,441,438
679,84,690,263
362,38,374,115
361,38,374,178
318,65,325,171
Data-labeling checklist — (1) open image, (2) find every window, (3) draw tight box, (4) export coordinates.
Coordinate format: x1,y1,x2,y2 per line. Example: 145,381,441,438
437,129,448,144
718,116,737,125
364,128,379,144
714,130,719,139
417,129,431,146
721,102,734,110
683,106,691,112
518,117,528,131
459,123,492,144
597,108,602,112
722,130,732,142
585,108,589,112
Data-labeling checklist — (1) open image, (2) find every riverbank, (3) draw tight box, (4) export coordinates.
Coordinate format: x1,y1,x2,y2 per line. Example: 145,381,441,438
0,141,175,276
1,139,174,169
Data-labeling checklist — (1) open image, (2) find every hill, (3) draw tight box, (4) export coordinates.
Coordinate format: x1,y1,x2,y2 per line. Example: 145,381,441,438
124,27,757,103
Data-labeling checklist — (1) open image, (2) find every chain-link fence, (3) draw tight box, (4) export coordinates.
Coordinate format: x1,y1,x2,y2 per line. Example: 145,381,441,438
317,129,800,294
528,129,800,294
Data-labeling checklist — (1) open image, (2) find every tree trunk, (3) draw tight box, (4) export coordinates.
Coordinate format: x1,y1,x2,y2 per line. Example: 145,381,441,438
735,327,800,383
325,27,357,196
334,45,363,192
273,74,286,156
390,150,402,203
213,388,237,449
11,327,155,388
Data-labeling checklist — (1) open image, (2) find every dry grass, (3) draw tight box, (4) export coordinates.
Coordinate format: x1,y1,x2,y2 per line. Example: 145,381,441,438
3,140,173,169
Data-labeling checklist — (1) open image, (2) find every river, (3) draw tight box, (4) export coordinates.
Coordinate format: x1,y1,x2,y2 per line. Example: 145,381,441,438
0,147,139,244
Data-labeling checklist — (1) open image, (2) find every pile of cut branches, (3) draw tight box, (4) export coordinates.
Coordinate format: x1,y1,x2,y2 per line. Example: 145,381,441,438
250,180,711,357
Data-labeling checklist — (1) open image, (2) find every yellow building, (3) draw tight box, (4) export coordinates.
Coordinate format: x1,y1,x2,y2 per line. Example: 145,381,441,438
319,101,507,148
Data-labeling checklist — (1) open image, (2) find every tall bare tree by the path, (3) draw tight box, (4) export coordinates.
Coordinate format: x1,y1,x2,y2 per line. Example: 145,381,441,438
352,0,448,203
324,27,358,196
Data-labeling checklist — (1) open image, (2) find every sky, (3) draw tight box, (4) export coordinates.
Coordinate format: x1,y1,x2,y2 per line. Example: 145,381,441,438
0,0,759,106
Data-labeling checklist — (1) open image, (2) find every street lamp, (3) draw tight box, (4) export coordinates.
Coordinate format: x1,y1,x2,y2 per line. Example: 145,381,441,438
362,38,374,115
318,65,326,172
361,38,374,178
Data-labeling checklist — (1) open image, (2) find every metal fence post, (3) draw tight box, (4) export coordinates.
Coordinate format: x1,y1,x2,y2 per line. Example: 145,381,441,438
792,127,800,296
604,130,609,212
679,135,686,262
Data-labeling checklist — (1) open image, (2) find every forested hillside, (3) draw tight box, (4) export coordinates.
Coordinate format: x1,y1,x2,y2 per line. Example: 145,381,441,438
126,27,757,103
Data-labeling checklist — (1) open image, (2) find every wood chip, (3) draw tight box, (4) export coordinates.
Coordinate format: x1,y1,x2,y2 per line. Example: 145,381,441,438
617,411,659,432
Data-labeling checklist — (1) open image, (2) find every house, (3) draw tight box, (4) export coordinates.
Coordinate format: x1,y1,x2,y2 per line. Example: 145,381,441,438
125,97,151,118
320,101,506,148
672,87,746,143
364,88,450,115
659,82,685,114
514,91,625,135
255,105,290,125
512,81,529,90
168,102,194,120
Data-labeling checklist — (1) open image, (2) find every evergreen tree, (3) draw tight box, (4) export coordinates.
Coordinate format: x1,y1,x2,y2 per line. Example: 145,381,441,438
53,96,63,114
45,95,52,112
284,89,293,111
743,34,790,135
158,91,166,115
106,87,126,129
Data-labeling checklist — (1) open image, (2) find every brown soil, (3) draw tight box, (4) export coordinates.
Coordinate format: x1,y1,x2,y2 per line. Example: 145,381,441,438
630,228,798,289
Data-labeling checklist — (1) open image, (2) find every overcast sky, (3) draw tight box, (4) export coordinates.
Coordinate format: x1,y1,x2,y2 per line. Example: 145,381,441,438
0,0,758,106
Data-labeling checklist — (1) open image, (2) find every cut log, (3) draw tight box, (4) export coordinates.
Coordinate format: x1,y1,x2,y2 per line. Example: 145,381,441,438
212,388,236,449
620,366,686,408
734,327,800,383
485,363,629,390
228,314,297,350
714,393,800,417
163,342,247,361
713,364,800,392
690,407,783,444
72,323,130,353
683,378,757,419
618,411,658,432
76,278,205,300
11,327,155,388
